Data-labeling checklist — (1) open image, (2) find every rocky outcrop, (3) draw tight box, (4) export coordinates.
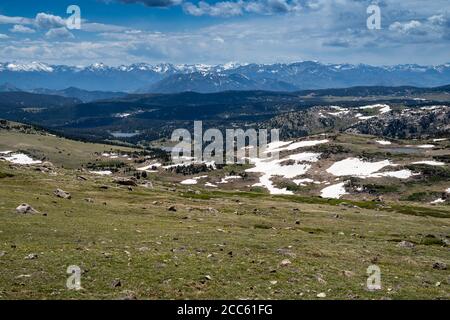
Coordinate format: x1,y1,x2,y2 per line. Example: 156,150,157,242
16,203,39,214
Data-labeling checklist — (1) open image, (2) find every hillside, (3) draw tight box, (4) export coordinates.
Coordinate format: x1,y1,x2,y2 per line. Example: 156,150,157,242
0,123,448,299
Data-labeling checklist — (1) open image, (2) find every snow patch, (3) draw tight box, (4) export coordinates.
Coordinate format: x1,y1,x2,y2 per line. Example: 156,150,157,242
89,170,112,175
180,175,207,185
412,161,445,166
321,182,348,199
1,153,42,165
368,169,415,179
376,140,392,145
326,158,392,177
218,176,242,184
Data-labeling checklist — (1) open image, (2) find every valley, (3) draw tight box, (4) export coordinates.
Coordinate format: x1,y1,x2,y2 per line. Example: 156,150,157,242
0,118,448,299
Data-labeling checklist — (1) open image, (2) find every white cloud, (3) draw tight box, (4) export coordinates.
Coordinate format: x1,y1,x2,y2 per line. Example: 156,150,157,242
0,14,32,25
35,13,66,29
10,25,36,34
389,20,423,34
183,0,303,17
0,33,9,39
45,27,75,39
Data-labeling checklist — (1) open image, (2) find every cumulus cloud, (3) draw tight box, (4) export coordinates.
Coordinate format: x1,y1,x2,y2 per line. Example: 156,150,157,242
183,0,302,17
117,0,182,7
389,20,423,34
35,13,66,29
45,27,75,39
0,33,9,39
10,25,36,34
0,14,32,25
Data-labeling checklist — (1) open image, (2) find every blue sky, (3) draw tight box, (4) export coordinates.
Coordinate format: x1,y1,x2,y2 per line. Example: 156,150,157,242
0,0,449,66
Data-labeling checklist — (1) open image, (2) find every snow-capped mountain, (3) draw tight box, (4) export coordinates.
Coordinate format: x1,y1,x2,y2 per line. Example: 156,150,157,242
0,61,449,93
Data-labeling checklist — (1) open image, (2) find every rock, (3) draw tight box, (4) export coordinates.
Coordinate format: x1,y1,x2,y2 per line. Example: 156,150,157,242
373,196,384,202
0,251,6,257
432,262,447,270
140,182,153,189
25,253,38,260
280,259,292,267
207,207,218,214
41,161,54,168
204,275,213,281
270,280,278,285
84,198,94,203
16,203,39,214
397,241,415,248
119,290,137,300
342,270,354,277
99,185,109,190
113,177,138,187
77,175,87,181
168,206,177,212
317,292,327,298
111,279,122,288
295,220,300,225
54,188,71,199
276,248,296,258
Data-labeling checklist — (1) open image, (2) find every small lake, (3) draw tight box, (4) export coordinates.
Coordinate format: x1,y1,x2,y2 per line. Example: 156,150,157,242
110,131,140,138
384,147,422,154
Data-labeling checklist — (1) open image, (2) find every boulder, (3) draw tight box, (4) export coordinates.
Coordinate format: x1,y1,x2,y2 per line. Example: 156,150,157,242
397,240,415,248
113,177,138,187
41,161,54,168
54,188,71,199
16,203,39,214
432,262,447,270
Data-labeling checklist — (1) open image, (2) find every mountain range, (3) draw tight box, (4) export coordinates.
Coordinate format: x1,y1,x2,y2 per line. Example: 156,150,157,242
1,61,450,93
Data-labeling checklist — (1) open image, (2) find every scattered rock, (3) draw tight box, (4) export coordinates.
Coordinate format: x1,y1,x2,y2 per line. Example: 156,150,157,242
84,198,94,203
317,292,327,298
140,182,154,189
204,275,213,281
25,253,38,260
280,259,292,267
168,206,177,212
342,270,354,278
111,279,122,288
432,262,447,270
397,241,415,248
0,251,6,257
114,177,138,187
16,203,39,214
77,175,87,181
54,188,71,199
41,161,54,168
276,248,296,258
119,290,137,300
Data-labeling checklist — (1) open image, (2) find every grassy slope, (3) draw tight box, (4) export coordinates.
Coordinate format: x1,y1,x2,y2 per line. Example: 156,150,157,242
0,131,138,169
0,130,449,300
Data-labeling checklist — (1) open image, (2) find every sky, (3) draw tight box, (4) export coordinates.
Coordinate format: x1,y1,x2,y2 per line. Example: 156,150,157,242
0,0,449,66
